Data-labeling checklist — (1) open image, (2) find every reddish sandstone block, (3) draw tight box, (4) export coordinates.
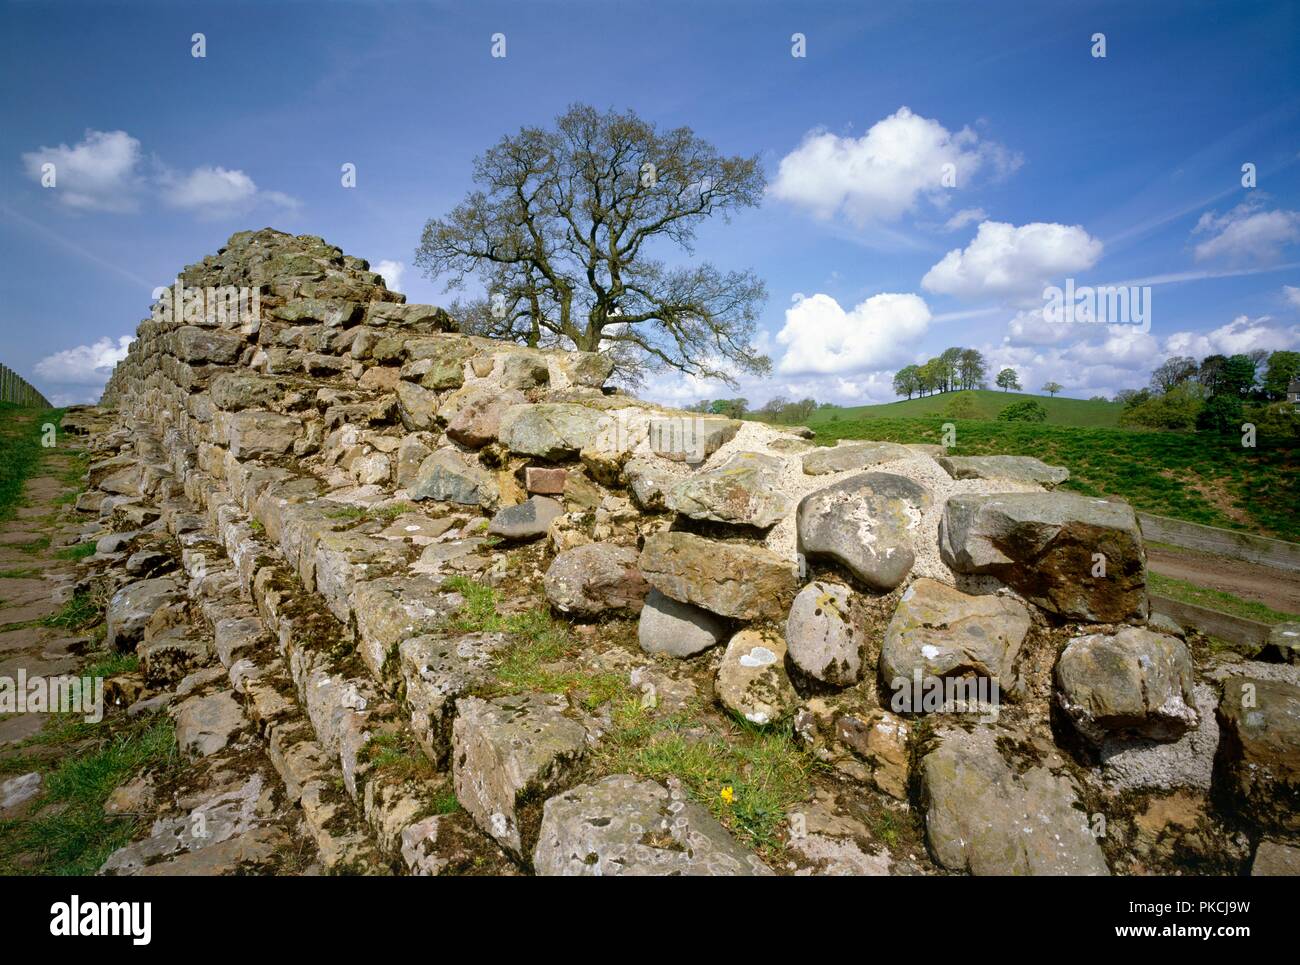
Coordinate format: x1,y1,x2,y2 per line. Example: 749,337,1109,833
525,467,567,495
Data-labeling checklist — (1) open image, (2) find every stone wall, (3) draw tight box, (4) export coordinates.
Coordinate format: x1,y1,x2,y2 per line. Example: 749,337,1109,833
73,228,1300,876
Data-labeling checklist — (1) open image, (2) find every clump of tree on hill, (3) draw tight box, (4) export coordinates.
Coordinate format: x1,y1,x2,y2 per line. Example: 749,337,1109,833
686,398,749,419
755,396,818,424
892,347,989,398
1117,349,1300,438
998,399,1047,423
690,396,817,424
942,391,982,419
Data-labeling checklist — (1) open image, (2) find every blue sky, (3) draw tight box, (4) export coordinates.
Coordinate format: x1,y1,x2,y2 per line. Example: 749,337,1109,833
3,0,1299,406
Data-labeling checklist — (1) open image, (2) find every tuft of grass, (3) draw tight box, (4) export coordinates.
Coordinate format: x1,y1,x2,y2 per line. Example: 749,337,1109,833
442,576,625,709
82,651,139,679
326,506,368,521
432,788,461,815
54,542,96,561
869,809,901,847
442,574,508,632
363,732,437,782
324,502,417,524
0,717,178,875
369,502,416,522
42,590,103,632
596,698,817,851
4,535,50,556
54,448,89,488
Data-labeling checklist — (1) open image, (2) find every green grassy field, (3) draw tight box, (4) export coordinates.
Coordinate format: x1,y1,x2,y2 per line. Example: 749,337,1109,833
0,404,56,523
805,415,1300,542
804,389,1122,428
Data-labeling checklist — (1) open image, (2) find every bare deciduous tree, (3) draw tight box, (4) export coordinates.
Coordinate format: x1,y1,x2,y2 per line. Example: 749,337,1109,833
1150,355,1198,393
415,104,770,386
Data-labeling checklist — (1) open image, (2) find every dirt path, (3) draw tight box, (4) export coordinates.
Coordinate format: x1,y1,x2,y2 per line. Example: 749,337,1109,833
2,411,328,875
0,414,86,751
1147,543,1300,616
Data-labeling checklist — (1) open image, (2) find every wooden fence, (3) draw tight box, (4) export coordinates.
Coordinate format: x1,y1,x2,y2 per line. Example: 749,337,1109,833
0,363,50,407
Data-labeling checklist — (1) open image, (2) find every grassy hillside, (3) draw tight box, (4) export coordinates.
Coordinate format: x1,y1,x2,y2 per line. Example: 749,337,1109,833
803,390,1122,428
806,415,1299,542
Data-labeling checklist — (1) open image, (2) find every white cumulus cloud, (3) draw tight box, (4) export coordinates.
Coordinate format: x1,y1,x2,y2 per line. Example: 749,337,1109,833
776,291,931,375
374,260,405,293
1163,315,1300,358
161,166,256,209
769,107,1019,226
1284,285,1300,308
943,207,987,232
22,129,298,219
1193,202,1300,263
1004,307,1077,346
159,165,299,219
34,336,133,390
21,130,144,212
986,313,1300,401
1069,325,1162,367
922,220,1103,301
